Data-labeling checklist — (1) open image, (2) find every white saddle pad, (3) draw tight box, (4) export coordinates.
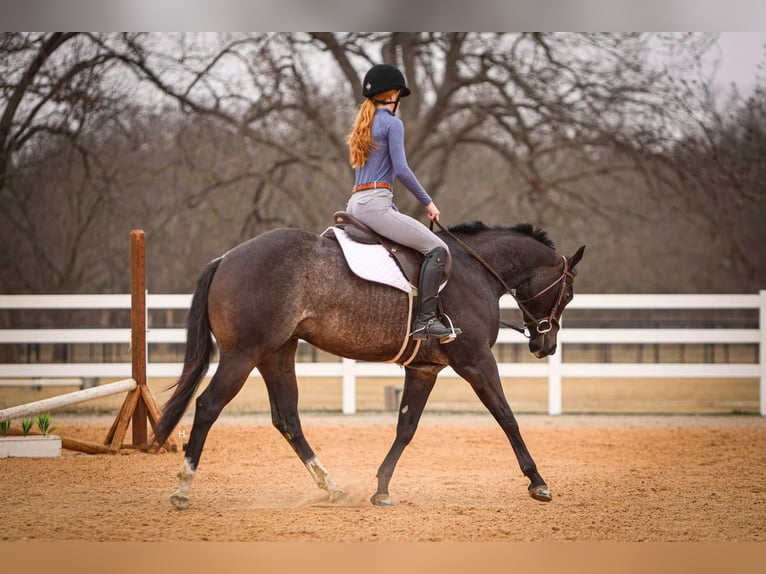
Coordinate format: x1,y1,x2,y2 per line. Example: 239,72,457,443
326,227,413,293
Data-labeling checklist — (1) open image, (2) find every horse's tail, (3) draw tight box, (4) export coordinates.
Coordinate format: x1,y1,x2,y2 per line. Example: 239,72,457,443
152,257,222,448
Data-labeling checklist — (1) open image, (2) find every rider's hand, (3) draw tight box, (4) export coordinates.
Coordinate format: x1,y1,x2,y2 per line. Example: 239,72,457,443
425,202,440,221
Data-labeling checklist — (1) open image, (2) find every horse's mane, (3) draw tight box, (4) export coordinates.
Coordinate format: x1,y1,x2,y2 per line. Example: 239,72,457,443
448,221,556,250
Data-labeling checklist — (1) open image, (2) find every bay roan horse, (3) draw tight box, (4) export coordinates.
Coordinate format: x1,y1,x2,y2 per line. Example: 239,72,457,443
153,221,585,509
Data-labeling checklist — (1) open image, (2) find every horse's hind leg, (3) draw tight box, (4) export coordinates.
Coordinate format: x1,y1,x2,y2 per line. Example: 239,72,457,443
372,364,440,506
259,338,344,501
171,352,254,510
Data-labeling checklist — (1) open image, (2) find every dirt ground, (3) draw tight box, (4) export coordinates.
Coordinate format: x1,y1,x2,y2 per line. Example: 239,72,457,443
1,410,765,543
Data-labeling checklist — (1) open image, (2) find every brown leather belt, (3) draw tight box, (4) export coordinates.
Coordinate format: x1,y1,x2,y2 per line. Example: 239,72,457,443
353,181,392,193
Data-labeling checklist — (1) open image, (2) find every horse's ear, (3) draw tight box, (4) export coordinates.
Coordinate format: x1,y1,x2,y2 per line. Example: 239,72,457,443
569,245,586,269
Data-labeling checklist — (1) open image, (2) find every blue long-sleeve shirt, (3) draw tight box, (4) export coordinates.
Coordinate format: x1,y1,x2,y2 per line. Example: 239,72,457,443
354,109,433,206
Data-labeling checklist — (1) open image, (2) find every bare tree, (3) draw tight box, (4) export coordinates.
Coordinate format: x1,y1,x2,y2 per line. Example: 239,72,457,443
106,33,716,224
0,33,146,292
659,84,766,291
5,32,757,296
0,33,248,292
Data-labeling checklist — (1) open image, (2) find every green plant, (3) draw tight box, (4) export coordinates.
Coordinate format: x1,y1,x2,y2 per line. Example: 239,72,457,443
36,412,55,436
0,420,10,436
21,419,34,436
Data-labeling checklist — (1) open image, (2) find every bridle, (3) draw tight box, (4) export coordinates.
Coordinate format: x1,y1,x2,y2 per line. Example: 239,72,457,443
513,256,573,336
431,220,574,338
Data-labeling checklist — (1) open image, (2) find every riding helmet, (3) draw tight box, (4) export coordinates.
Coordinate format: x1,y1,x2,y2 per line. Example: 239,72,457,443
362,64,411,98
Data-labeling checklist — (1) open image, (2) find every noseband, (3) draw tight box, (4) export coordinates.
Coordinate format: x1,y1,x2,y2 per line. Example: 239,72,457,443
430,220,573,339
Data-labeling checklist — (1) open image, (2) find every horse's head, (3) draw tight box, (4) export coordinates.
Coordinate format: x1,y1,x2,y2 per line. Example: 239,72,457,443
516,245,586,358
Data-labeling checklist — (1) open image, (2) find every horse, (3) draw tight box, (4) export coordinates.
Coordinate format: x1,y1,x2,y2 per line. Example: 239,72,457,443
152,221,586,509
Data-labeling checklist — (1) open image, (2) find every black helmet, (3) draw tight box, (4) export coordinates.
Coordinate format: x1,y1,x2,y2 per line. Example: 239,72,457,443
362,64,411,99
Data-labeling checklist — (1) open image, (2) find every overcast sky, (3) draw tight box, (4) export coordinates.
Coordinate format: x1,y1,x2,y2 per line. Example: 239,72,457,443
0,2,763,96
714,32,766,95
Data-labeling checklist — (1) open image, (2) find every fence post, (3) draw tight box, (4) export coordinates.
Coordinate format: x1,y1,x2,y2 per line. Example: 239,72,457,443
130,230,148,442
760,290,765,416
342,358,356,415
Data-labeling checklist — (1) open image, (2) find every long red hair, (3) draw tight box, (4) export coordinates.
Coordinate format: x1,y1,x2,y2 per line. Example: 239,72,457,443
347,89,399,168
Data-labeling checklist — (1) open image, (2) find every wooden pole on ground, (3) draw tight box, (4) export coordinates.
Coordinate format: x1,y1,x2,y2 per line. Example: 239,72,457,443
5,428,117,454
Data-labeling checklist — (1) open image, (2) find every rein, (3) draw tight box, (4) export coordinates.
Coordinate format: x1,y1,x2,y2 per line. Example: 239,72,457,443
431,219,515,295
431,219,571,338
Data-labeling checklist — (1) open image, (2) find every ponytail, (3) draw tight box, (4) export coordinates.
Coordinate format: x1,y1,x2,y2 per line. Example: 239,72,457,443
347,89,399,168
347,99,377,168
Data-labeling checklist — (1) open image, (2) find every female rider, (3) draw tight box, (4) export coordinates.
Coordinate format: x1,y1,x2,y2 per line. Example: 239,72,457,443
346,64,460,342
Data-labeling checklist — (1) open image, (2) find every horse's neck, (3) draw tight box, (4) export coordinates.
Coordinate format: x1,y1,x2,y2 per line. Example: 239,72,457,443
475,235,558,292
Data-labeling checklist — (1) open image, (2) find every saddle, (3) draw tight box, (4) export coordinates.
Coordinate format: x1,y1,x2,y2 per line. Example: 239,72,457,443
330,211,452,286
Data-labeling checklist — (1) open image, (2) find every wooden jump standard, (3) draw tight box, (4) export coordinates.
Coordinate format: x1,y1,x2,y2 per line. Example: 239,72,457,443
0,230,164,454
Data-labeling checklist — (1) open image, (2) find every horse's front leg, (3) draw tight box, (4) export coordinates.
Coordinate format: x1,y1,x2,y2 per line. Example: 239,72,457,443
372,364,440,506
451,353,552,502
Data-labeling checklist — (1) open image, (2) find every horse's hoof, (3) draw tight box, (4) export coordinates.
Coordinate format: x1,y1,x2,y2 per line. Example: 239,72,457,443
170,492,190,510
328,488,346,503
370,493,395,506
529,484,552,502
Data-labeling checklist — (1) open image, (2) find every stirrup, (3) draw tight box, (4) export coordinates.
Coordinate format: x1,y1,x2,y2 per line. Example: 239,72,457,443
438,313,462,344
410,316,462,343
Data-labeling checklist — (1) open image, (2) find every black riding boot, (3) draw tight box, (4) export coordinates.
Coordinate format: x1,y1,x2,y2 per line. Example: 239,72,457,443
411,247,461,342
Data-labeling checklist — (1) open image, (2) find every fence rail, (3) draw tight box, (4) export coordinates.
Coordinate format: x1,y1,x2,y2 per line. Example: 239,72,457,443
1,291,764,415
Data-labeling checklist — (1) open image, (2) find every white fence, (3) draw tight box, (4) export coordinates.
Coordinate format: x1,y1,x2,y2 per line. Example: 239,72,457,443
1,291,764,415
